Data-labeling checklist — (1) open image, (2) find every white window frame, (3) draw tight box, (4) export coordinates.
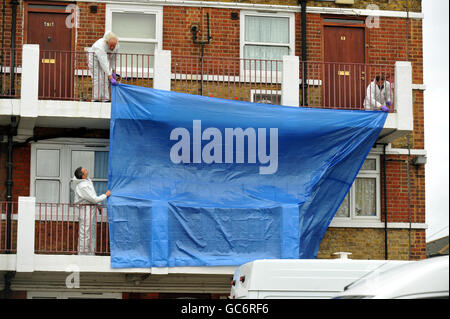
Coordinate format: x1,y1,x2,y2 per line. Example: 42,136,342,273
30,140,109,205
105,4,163,77
240,11,295,81
333,155,381,222
250,89,282,104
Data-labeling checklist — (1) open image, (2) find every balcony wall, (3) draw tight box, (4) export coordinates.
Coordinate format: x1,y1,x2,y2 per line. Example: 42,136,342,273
0,196,236,275
0,45,414,144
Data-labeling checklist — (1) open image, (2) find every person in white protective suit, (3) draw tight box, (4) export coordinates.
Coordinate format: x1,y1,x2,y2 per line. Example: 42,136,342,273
72,167,111,255
363,75,391,112
88,31,119,101
381,76,393,107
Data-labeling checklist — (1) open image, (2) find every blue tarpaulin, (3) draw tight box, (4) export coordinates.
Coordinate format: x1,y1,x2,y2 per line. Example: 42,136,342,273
108,84,387,268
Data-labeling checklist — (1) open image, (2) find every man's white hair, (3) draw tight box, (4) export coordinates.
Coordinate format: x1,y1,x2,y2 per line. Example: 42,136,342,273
104,31,118,43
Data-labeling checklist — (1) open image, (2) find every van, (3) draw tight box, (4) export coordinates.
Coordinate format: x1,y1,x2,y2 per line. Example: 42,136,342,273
333,255,449,299
229,257,410,299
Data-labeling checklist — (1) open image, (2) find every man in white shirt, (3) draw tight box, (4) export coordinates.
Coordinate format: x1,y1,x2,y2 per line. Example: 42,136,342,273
72,167,111,255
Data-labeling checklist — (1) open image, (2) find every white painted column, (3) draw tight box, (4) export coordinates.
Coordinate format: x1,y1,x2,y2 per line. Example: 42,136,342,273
153,50,172,91
18,44,39,138
16,196,36,272
20,45,39,117
394,61,413,131
281,55,300,107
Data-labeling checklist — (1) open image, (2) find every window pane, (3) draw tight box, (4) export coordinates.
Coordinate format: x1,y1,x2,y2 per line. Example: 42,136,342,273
72,151,94,178
112,12,156,39
361,159,376,171
94,181,108,201
94,152,109,179
244,45,288,70
36,149,59,177
355,178,376,216
336,192,350,218
245,16,289,44
117,42,155,68
36,180,60,203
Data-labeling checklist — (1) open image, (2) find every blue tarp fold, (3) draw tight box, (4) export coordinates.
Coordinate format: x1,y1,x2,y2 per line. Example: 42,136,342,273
108,84,387,268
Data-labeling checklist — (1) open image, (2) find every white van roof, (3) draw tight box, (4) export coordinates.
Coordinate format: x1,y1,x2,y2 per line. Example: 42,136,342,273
231,258,410,298
335,255,449,299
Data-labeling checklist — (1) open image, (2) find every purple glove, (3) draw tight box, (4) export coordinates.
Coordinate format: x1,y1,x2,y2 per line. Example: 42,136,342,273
110,77,118,86
381,105,390,112
386,101,391,107
112,72,116,80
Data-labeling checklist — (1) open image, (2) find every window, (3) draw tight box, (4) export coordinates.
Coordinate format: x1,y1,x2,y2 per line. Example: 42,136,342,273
70,150,109,204
334,156,381,220
31,142,109,204
105,5,162,70
35,149,61,203
240,11,295,71
250,89,282,105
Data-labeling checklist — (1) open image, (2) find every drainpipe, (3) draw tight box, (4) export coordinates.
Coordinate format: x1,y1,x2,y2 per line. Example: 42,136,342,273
2,116,17,299
6,116,17,253
299,0,307,106
10,0,19,96
382,144,388,260
2,271,15,299
407,136,412,260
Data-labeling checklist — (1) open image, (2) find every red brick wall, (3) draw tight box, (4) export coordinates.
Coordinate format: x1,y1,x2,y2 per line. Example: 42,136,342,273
0,1,24,50
75,2,106,51
381,155,426,224
163,7,240,57
0,143,30,202
366,17,423,84
11,145,31,202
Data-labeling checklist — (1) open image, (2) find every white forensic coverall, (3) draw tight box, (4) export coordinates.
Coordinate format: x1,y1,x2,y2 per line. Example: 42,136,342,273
382,80,393,106
364,79,392,110
88,33,119,101
71,177,107,255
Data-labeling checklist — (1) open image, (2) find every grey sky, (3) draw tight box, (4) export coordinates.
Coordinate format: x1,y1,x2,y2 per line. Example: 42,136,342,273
423,0,449,241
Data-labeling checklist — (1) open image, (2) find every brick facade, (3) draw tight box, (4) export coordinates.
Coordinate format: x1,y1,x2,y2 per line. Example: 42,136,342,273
319,228,426,260
0,0,426,279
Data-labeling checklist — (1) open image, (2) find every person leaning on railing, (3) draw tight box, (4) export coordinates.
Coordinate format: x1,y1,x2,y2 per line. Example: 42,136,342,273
363,75,391,112
87,31,119,102
71,167,111,255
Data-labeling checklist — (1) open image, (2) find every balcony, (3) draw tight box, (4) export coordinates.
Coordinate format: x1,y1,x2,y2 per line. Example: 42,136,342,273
0,45,413,143
0,197,236,275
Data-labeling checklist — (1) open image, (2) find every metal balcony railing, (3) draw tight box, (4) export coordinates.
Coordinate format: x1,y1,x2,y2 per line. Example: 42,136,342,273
299,61,395,111
171,55,283,105
0,48,21,98
38,51,154,101
35,203,110,255
0,201,18,254
7,48,395,112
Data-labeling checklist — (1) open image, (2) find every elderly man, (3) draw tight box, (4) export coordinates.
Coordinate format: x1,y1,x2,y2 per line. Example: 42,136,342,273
88,31,119,102
72,166,111,255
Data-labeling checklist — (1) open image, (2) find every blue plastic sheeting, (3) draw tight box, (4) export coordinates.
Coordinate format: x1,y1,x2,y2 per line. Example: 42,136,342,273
108,84,387,268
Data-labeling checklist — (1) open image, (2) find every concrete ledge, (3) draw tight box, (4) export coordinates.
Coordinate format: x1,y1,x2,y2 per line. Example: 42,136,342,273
33,255,236,275
329,221,427,229
0,255,17,271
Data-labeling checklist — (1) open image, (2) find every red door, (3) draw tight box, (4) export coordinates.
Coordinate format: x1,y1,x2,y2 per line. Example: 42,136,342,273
324,26,366,109
27,11,73,99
